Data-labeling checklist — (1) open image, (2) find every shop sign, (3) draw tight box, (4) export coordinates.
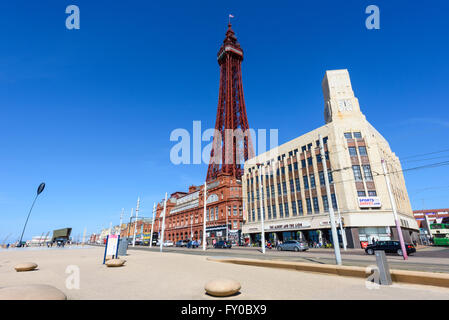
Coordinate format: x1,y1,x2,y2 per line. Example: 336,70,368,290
358,197,381,208
268,222,311,231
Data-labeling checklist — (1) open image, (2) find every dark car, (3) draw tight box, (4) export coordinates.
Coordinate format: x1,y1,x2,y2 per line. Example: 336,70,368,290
365,240,416,256
187,240,199,248
175,240,189,247
214,240,232,249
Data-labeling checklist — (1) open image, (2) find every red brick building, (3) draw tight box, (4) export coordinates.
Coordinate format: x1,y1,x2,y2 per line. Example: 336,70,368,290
152,173,244,245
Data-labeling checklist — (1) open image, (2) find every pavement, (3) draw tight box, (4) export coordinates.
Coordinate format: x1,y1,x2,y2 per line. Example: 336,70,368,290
126,244,449,274
1,246,449,299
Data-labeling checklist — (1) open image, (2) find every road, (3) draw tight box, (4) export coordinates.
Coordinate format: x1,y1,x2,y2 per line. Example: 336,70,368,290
126,244,449,274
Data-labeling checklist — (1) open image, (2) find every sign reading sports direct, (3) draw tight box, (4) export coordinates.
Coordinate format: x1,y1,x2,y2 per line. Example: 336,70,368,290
358,197,382,208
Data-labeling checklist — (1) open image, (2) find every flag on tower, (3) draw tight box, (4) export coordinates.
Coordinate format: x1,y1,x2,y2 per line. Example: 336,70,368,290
229,14,234,18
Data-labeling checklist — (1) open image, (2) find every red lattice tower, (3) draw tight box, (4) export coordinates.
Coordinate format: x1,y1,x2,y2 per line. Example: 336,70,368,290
206,23,254,182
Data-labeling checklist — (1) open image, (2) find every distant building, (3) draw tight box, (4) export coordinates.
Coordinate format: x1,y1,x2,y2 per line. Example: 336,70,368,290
152,175,244,246
242,69,419,248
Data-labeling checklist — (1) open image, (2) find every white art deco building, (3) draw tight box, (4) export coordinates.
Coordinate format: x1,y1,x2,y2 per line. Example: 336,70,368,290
242,69,419,248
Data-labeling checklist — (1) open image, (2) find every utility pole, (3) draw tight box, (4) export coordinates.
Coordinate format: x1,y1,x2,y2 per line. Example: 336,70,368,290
319,134,342,265
119,208,124,236
133,197,140,247
382,159,408,260
160,193,168,252
127,208,134,241
226,206,229,241
334,194,347,250
258,164,266,254
203,182,207,251
150,202,156,248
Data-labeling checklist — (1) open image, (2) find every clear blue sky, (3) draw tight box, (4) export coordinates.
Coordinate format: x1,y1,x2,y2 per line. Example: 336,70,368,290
1,0,448,241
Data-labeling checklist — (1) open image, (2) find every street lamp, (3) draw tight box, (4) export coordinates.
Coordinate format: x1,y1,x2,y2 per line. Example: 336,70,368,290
18,182,45,246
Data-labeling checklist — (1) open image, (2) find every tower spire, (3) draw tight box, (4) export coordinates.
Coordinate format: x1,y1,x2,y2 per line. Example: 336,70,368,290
206,23,254,182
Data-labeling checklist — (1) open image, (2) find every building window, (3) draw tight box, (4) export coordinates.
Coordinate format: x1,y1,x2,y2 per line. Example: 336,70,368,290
251,209,255,221
319,171,325,186
290,179,294,194
281,167,285,175
292,201,297,216
368,190,377,196
267,205,272,220
331,194,337,209
301,159,306,168
313,197,319,212
322,195,329,212
349,147,357,157
295,178,301,192
293,162,298,170
257,208,260,220
277,183,282,196
316,154,322,163
272,205,277,219
353,132,362,139
303,176,309,189
288,164,292,172
298,200,303,215
215,207,219,220
233,206,237,216
282,182,287,195
363,165,373,181
358,191,366,197
284,203,289,217
344,132,352,139
328,170,334,184
307,157,313,166
271,185,275,197
266,186,270,198
233,221,238,229
310,174,316,188
306,198,312,214
279,204,284,218
359,146,367,156
352,165,363,181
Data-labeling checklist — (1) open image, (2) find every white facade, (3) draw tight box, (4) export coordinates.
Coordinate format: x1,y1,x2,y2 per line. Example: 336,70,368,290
242,69,418,248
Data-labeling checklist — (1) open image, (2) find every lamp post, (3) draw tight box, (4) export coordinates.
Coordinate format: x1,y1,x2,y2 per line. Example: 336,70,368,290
319,134,342,265
18,182,45,246
203,182,207,251
382,159,408,260
150,203,156,248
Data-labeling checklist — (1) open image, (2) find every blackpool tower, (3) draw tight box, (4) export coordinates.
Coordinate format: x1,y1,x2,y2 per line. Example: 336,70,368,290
206,23,254,182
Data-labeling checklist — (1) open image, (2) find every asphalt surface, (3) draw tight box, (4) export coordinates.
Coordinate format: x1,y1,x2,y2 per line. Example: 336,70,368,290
124,244,449,273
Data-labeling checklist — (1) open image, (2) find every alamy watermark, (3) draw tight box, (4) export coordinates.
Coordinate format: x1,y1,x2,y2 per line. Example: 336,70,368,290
365,5,380,30
65,265,80,290
169,121,279,165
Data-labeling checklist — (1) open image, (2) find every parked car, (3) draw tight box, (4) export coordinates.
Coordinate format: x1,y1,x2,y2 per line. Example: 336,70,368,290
214,240,232,249
277,240,309,252
365,240,416,256
163,240,174,247
175,240,189,247
155,240,174,247
187,240,199,248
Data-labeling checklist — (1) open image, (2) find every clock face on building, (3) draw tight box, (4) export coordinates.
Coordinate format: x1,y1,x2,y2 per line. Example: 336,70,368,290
338,99,353,112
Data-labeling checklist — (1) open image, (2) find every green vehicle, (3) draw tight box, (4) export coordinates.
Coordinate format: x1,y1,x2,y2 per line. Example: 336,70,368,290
430,220,449,246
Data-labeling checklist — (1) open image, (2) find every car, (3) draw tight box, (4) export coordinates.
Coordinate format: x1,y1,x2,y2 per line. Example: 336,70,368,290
175,240,189,247
365,240,416,256
277,240,308,252
163,240,174,247
214,240,232,249
187,240,199,248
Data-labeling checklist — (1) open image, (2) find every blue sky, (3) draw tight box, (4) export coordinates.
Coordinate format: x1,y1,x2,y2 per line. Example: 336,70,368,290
1,0,448,241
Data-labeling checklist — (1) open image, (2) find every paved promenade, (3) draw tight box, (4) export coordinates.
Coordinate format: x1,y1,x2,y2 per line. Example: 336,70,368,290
1,246,449,299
